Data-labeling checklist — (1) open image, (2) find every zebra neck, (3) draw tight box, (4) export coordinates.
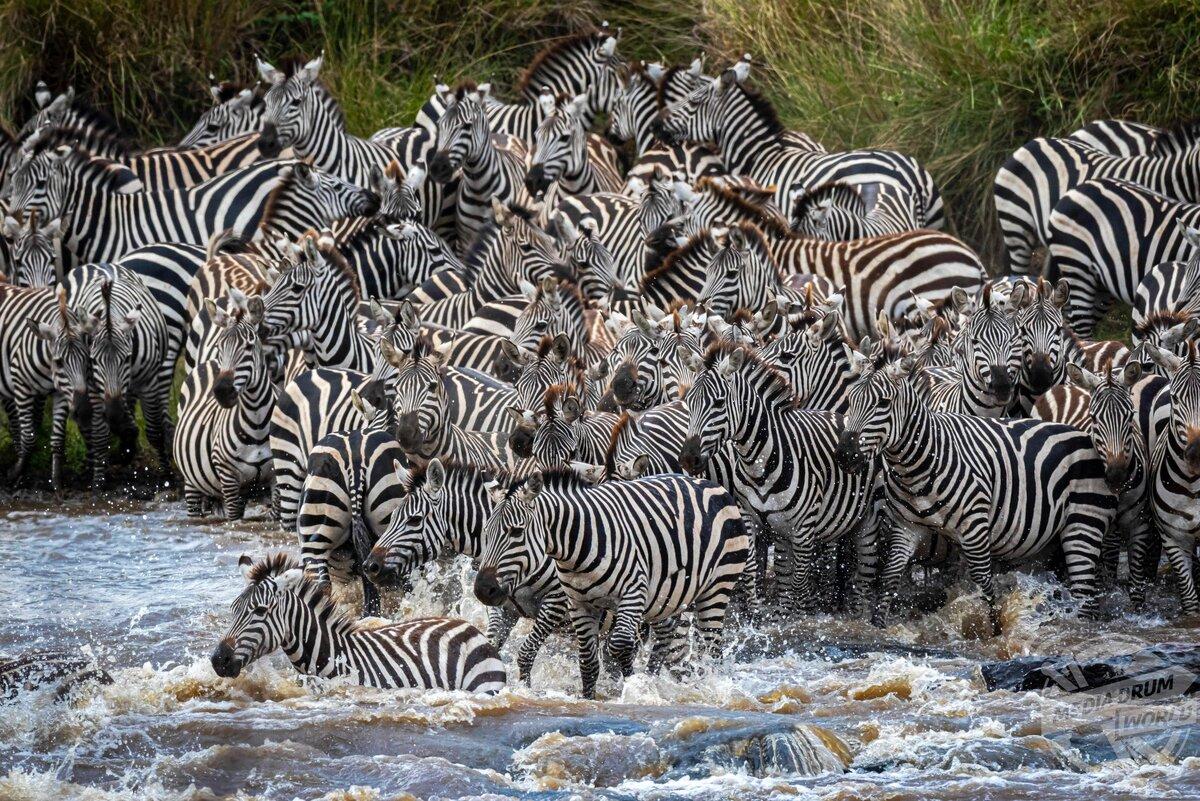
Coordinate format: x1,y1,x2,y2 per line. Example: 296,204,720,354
282,587,357,678
881,398,939,473
449,479,493,558
307,296,371,368
714,89,783,174
462,129,505,197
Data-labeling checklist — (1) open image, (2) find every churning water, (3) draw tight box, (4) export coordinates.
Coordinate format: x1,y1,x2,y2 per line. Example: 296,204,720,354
2,496,1198,800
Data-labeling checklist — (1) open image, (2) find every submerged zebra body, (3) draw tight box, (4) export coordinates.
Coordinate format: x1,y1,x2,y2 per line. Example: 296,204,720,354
212,553,506,693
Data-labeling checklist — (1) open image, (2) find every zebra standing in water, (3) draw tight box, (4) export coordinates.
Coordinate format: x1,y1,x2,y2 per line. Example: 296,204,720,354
0,285,94,488
173,293,276,520
835,358,1117,633
211,553,506,693
363,459,571,685
474,469,749,699
297,391,407,617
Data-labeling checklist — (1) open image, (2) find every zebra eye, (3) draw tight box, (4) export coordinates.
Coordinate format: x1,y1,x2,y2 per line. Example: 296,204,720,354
407,514,422,526
253,605,268,615
712,396,727,408
534,321,548,331
507,526,524,539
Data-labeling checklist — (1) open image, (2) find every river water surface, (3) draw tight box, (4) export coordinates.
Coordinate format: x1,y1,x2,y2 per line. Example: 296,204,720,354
2,496,1198,800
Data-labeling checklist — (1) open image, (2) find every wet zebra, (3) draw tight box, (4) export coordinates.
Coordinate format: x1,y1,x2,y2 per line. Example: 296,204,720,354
835,360,1117,632
680,344,877,615
1,210,63,287
173,293,276,520
363,459,570,685
212,553,506,693
179,77,264,149
0,285,93,488
994,123,1200,274
297,392,407,617
654,56,942,230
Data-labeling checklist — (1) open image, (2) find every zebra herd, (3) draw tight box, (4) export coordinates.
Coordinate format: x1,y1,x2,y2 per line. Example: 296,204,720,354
4,25,1200,697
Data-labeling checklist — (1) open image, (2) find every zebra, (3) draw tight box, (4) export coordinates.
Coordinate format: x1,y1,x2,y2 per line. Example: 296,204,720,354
925,283,1022,418
8,152,379,270
757,306,857,413
179,77,264,149
1066,119,1166,157
297,392,407,617
527,91,623,198
555,191,646,291
1011,278,1071,413
994,126,1200,274
342,218,464,301
0,285,94,488
1066,361,1170,596
1147,342,1200,615
362,458,570,685
15,87,124,145
429,83,533,250
211,552,506,693
789,181,920,239
64,264,171,485
473,468,749,699
602,303,703,410
835,358,1117,632
173,292,276,520
601,400,690,480
1132,224,1200,346
654,56,943,230
2,210,64,287
555,213,628,302
1046,178,1200,337
526,383,619,469
679,344,877,615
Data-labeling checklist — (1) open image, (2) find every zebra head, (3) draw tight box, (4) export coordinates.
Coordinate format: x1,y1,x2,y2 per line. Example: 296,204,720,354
259,232,349,339
257,53,323,158
1149,341,1200,478
1069,360,1145,492
760,308,846,407
510,276,581,353
364,458,452,585
836,354,916,473
527,91,589,195
381,219,463,283
369,161,425,224
638,166,686,244
1014,278,1070,394
269,161,381,225
531,384,585,468
211,554,305,679
510,333,575,412
697,223,776,318
605,61,662,152
7,144,142,218
88,276,141,429
556,214,624,301
2,210,65,287
30,286,96,416
956,284,1021,408
180,79,262,149
205,290,267,409
430,83,488,184
654,55,751,146
484,199,570,293
679,344,748,475
385,341,451,458
474,472,548,607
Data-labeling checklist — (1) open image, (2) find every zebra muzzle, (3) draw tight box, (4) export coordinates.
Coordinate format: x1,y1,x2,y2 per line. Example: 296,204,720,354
257,122,282,158
212,372,240,408
834,430,869,474
612,362,642,407
679,436,707,476
507,423,535,459
210,640,242,678
104,396,126,428
429,152,456,184
988,366,1014,401
1185,433,1200,477
395,412,424,450
1104,457,1131,491
1027,354,1056,394
525,164,551,195
473,567,508,607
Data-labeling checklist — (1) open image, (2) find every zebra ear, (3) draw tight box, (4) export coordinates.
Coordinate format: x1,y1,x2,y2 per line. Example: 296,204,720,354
238,554,254,580
203,298,222,325
812,309,841,341
522,471,544,500
538,87,556,118
950,286,971,313
562,396,581,423
246,295,266,327
491,196,513,227
1008,281,1030,311
587,358,609,381
426,458,446,494
368,297,390,326
631,308,657,337
568,461,606,485
629,453,651,478
718,347,746,374
428,340,452,369
393,458,411,487
679,344,705,373
255,54,284,85
519,279,538,302
301,51,323,81
1,216,20,239
484,479,507,506
1177,219,1200,250
1122,360,1143,387
1067,362,1100,391
551,333,572,363
379,338,406,368
1051,279,1070,308
398,301,419,329
1146,344,1183,375
27,318,56,340
500,338,525,365
350,388,366,415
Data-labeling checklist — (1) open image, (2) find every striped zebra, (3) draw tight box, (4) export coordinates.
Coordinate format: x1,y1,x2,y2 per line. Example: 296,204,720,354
1046,178,1200,337
297,392,407,616
1011,278,1070,413
429,83,533,250
601,400,690,480
1147,342,1200,614
995,126,1200,274
654,56,942,230
2,210,63,287
16,87,123,144
173,293,276,520
211,553,506,693
0,285,94,488
474,469,749,698
179,77,264,149
679,344,877,615
835,359,1117,632
527,383,619,469
925,284,1021,418
789,181,920,240
1066,361,1169,594
556,213,628,301
343,219,464,301
1132,225,1200,346
527,91,623,198
9,152,379,269
555,191,645,291
602,304,702,410
642,220,985,342
363,459,570,685
1067,119,1166,156
64,264,170,485
757,308,856,413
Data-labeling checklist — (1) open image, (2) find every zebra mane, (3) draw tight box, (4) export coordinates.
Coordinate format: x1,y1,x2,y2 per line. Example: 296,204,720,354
398,457,508,494
451,79,479,100
728,80,785,138
243,551,301,583
518,28,608,95
603,413,637,473
542,382,579,418
727,220,785,284
702,340,797,404
790,181,868,220
508,465,597,495
727,307,755,325
692,177,793,237
534,276,585,306
655,64,704,109
210,80,262,105
304,228,361,306
1133,309,1190,341
308,80,349,131
50,145,142,191
640,228,718,292
1151,119,1200,156
240,551,380,636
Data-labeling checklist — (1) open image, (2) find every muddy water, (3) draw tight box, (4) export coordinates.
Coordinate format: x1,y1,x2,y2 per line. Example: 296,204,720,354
2,498,1198,800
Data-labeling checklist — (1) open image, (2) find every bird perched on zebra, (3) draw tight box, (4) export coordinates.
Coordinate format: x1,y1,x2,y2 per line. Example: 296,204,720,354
211,553,506,693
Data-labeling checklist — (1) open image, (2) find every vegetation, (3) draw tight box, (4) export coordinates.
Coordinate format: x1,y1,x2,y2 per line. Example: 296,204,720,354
1,0,1194,475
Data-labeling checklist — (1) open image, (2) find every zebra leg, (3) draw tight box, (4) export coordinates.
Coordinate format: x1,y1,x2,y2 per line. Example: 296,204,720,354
568,602,604,699
88,396,111,491
1098,523,1124,588
771,528,796,617
959,518,1001,635
875,521,921,627
183,484,205,518
220,466,247,522
515,591,568,686
360,574,381,617
788,526,819,616
645,618,685,675
140,386,171,477
1162,533,1200,616
607,601,646,679
7,397,38,483
692,581,736,660
485,604,521,650
48,395,70,493
851,520,881,618
1058,513,1107,619
1128,518,1161,607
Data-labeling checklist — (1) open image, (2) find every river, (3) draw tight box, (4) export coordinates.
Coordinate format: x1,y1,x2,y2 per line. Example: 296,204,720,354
2,496,1198,800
